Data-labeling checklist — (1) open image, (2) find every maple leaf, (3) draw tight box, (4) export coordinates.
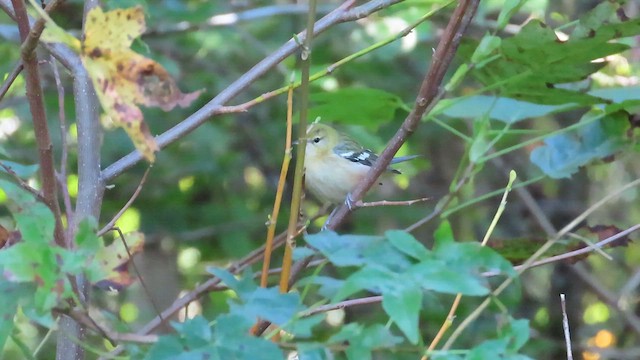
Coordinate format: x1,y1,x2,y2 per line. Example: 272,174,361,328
37,5,202,161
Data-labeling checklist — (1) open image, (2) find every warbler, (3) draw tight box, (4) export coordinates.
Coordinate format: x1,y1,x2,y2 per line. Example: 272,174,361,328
303,122,418,207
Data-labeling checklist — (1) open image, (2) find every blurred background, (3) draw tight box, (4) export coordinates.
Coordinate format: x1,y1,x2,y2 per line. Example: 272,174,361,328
1,0,639,359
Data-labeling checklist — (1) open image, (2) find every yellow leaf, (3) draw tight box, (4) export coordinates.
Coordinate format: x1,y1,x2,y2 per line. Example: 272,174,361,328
93,231,145,291
31,4,202,162
81,7,202,161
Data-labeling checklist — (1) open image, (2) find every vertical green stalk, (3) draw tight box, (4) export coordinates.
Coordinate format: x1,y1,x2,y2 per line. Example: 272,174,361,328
279,0,318,293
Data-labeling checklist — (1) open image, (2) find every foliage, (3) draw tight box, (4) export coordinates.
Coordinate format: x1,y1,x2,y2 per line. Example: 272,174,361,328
0,0,639,359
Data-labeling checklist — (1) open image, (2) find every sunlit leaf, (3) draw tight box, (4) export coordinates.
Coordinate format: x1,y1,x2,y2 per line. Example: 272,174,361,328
40,6,202,161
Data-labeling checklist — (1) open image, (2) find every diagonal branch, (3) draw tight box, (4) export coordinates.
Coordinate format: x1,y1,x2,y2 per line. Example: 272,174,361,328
101,0,403,182
325,0,480,231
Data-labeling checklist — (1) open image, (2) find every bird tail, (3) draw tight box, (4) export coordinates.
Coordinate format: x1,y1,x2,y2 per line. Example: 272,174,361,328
390,155,420,164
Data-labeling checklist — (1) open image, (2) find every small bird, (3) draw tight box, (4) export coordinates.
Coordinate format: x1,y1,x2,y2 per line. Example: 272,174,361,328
304,122,418,208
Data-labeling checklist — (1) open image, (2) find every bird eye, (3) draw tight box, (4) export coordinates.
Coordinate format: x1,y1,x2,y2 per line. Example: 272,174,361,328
313,137,321,143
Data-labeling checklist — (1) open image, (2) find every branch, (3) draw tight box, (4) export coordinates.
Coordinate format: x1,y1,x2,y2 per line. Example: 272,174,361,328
56,1,104,359
101,0,404,182
325,0,479,230
0,160,44,201
0,61,23,101
51,56,74,245
10,0,64,248
101,225,307,359
145,4,335,36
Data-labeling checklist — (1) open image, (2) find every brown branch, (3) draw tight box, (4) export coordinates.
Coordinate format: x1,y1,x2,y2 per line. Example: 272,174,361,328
19,0,63,58
0,61,23,101
0,160,44,201
51,56,74,245
11,0,65,248
325,0,477,232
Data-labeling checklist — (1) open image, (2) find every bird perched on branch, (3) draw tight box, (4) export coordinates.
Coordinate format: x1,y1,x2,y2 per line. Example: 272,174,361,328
303,122,418,209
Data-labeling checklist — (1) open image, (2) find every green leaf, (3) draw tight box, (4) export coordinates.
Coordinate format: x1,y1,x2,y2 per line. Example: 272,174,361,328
0,179,54,244
471,34,501,63
434,220,455,248
434,96,570,124
283,314,324,338
382,284,422,344
213,314,283,359
461,12,640,105
469,114,491,162
530,111,629,178
434,242,516,278
407,260,490,296
466,339,509,360
305,231,411,270
0,282,33,354
503,318,530,352
307,87,405,128
385,230,429,260
496,0,527,30
146,314,283,360
211,270,302,326
329,323,402,360
171,316,212,349
335,266,399,301
74,217,101,252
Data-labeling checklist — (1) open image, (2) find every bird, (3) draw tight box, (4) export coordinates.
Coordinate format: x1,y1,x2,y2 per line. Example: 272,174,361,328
303,122,418,212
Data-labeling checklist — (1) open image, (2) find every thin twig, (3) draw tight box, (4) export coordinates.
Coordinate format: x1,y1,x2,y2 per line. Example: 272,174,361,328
97,167,151,237
145,4,335,36
50,55,74,245
301,296,383,317
0,61,23,101
356,197,431,208
19,0,63,58
560,294,574,360
113,227,165,326
0,160,44,201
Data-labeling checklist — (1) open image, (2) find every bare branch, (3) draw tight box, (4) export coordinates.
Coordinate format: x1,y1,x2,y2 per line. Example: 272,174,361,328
101,0,404,182
356,197,431,208
51,56,75,245
0,61,23,101
145,4,335,36
10,0,65,248
326,0,478,230
560,294,574,360
0,160,44,201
